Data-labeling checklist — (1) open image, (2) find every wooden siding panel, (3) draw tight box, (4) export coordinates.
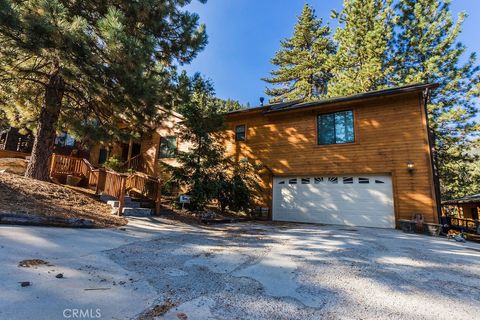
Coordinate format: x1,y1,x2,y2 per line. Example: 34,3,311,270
222,92,437,224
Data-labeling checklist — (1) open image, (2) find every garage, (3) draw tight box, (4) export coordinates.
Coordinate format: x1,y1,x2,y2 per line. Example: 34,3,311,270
272,175,395,228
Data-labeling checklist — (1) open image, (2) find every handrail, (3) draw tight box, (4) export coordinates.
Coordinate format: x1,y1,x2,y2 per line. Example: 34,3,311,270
50,153,161,216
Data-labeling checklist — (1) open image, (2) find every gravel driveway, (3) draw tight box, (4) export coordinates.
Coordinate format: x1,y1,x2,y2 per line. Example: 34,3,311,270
1,218,479,319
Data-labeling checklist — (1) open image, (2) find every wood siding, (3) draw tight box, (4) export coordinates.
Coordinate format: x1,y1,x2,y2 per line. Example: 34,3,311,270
222,92,438,225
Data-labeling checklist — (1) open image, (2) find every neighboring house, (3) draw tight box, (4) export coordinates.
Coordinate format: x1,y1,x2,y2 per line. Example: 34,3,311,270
0,126,87,158
88,107,189,179
0,127,33,153
442,194,480,220
221,83,440,228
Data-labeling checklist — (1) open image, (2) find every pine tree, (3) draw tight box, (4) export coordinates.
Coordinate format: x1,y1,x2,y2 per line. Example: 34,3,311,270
329,0,394,97
168,73,226,210
169,73,256,211
263,4,335,103
0,0,207,180
393,0,480,199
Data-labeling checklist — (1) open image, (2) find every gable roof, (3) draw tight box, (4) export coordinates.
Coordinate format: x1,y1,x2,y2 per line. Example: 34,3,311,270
225,83,438,117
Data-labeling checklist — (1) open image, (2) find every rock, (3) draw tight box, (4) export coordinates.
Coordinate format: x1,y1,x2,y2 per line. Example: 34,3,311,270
55,273,64,279
177,312,188,320
20,281,31,287
0,158,28,175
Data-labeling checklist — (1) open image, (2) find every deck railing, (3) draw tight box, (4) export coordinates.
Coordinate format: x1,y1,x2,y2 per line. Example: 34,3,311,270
450,217,479,233
49,154,161,216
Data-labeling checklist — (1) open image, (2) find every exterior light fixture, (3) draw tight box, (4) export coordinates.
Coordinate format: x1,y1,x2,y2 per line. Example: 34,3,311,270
407,160,415,174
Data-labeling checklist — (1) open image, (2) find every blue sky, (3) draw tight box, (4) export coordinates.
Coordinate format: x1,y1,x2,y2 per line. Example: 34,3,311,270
183,0,480,107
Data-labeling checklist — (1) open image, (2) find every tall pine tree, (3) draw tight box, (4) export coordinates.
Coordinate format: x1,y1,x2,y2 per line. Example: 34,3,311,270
0,0,207,180
393,0,480,199
329,0,394,97
263,4,335,103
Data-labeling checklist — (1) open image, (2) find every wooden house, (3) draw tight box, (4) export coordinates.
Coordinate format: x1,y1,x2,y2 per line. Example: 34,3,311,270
220,83,440,228
84,83,440,229
442,194,480,220
88,107,190,180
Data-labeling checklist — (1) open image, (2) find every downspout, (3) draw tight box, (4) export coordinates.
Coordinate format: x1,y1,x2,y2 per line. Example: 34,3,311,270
423,88,442,223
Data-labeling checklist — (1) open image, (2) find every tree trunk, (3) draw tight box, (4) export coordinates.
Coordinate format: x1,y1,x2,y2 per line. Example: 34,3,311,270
25,68,64,181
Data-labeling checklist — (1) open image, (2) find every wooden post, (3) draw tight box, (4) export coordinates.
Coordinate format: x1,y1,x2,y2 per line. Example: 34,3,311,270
118,175,127,216
126,138,133,169
96,168,106,195
49,153,56,178
154,178,162,216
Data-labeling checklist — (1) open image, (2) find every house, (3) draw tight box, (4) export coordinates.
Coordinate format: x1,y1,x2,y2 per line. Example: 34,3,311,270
220,83,440,228
0,126,88,158
0,127,33,153
442,194,480,220
88,107,189,180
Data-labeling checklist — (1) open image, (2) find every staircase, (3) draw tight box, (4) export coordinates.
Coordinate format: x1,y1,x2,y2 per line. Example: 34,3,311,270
101,195,153,217
50,154,162,216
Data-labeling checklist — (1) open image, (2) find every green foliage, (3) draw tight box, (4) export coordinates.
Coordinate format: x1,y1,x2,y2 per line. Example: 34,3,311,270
263,4,335,103
264,0,479,200
392,0,480,199
102,156,123,172
0,0,207,160
214,98,246,113
167,73,226,210
216,159,260,213
328,0,394,97
167,73,256,211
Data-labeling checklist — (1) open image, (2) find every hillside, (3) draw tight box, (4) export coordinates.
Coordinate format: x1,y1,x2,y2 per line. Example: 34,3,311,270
0,173,127,228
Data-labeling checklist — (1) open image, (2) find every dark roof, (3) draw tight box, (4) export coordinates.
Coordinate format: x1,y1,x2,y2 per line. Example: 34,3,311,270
225,83,438,117
443,194,480,205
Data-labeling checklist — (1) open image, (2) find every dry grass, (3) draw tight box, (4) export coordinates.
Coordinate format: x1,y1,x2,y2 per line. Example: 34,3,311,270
0,172,127,228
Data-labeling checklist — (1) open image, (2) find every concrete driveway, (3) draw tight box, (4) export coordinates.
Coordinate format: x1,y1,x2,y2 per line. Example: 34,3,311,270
1,218,479,320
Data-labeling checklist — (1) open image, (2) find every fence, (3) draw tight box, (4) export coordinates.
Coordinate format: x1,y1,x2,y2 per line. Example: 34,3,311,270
49,154,161,216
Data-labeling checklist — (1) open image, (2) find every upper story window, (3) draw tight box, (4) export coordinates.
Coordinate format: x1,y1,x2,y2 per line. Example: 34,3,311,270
235,125,246,141
317,110,354,145
159,136,177,158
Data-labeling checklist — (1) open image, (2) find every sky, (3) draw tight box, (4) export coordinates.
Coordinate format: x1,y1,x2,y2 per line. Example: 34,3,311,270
182,0,480,107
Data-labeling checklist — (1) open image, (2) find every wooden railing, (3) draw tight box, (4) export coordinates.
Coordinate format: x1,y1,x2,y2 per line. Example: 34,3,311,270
0,149,30,159
50,153,161,216
450,217,479,233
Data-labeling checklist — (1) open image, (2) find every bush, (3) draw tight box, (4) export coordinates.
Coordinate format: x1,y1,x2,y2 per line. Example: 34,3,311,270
102,156,123,171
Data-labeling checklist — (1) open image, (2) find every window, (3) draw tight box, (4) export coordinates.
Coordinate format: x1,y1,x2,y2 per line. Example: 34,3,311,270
343,177,354,184
301,178,310,184
359,177,370,184
235,125,246,141
317,110,354,145
278,180,285,185
314,177,324,184
328,177,338,184
159,136,177,158
288,178,297,184
375,179,385,184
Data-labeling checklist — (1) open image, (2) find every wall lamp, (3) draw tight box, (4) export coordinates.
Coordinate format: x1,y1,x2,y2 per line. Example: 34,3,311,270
407,160,415,174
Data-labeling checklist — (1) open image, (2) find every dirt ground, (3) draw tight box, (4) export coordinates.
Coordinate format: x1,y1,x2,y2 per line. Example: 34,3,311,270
0,172,126,227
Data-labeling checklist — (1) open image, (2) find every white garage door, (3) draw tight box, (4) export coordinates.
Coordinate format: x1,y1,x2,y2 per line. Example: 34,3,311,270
272,175,395,228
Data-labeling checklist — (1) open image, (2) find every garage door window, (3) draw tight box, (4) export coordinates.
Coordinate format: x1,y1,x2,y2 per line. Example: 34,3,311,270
301,178,310,184
343,177,354,184
317,110,354,145
328,177,338,184
314,177,324,184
